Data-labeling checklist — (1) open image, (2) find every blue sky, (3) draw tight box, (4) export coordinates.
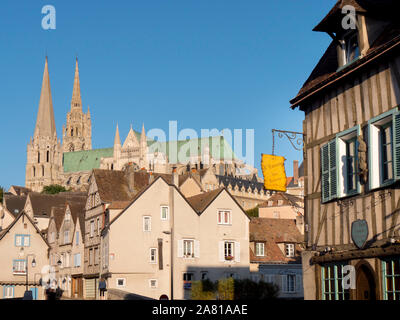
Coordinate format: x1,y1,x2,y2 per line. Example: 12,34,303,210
0,0,335,190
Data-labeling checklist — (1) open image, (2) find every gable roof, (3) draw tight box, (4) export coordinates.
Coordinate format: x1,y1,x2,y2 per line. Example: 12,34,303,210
50,206,66,232
3,195,27,217
290,3,400,109
249,217,303,264
0,211,50,247
259,192,303,210
28,192,87,218
68,201,86,236
8,186,32,196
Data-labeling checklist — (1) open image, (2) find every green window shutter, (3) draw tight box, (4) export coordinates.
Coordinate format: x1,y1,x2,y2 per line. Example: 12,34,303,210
329,140,338,199
321,143,330,203
393,112,400,180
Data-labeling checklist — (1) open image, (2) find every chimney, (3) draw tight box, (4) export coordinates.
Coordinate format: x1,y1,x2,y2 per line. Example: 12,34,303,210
149,171,154,184
293,160,299,185
172,167,179,187
126,165,135,193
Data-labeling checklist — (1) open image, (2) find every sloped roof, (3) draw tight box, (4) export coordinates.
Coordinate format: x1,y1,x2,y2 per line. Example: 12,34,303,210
3,195,27,217
186,188,224,214
68,201,86,236
291,2,400,109
259,192,303,209
63,148,114,173
249,218,303,263
28,192,86,218
9,186,32,196
50,206,66,232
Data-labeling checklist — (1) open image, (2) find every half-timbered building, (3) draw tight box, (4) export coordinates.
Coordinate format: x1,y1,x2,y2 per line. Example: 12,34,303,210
291,0,400,300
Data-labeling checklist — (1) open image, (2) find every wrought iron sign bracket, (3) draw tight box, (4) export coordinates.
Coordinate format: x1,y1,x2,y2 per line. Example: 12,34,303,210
272,129,305,155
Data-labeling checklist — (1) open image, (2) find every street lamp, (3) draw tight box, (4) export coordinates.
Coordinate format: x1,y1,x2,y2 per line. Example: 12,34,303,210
25,254,36,292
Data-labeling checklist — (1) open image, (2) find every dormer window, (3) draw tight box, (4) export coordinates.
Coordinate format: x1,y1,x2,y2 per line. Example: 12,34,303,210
343,31,359,65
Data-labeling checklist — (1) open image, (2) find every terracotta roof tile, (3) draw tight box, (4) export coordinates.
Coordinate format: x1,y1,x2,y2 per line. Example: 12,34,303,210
186,188,224,214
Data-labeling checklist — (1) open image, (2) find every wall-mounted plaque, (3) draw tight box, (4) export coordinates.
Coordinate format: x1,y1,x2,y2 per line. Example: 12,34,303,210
351,219,368,249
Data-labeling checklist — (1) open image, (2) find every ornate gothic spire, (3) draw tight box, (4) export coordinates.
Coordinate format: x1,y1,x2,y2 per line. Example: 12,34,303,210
71,57,82,109
34,57,57,138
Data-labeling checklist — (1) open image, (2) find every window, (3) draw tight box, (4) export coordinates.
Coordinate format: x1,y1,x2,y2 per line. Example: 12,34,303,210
218,210,232,225
201,272,209,280
89,248,94,266
343,31,359,65
64,230,69,244
46,151,49,163
382,258,400,300
49,232,55,243
183,240,194,258
65,213,71,222
15,234,30,247
368,109,400,190
65,252,70,267
183,273,194,289
321,125,361,202
255,242,265,257
74,253,81,267
75,231,79,245
90,220,95,237
97,217,100,235
284,274,296,293
285,244,295,257
94,247,99,265
321,264,350,300
3,286,14,299
267,201,273,207
116,278,126,288
160,206,169,220
224,241,235,261
13,259,26,274
150,248,157,264
149,279,158,289
143,216,151,232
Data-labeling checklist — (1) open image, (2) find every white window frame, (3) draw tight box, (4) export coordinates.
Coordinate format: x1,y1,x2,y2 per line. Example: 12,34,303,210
284,274,297,293
64,230,70,244
150,248,157,264
255,242,265,257
116,278,126,288
149,279,158,289
217,210,232,225
285,243,295,258
183,239,194,258
336,125,361,197
4,286,14,298
160,206,169,221
74,253,81,267
224,241,235,260
143,216,151,232
368,109,400,190
13,260,27,274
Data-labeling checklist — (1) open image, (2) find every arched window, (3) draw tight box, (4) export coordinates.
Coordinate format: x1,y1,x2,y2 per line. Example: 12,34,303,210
111,164,114,170
76,127,79,136
42,165,45,177
38,152,40,164
33,167,36,177
71,129,74,137
46,151,49,163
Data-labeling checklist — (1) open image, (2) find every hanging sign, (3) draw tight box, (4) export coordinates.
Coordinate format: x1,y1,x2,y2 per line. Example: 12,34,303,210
351,219,369,249
261,154,287,192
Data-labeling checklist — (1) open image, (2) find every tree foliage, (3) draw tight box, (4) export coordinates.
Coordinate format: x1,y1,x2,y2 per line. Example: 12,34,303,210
41,184,68,195
0,186,4,203
191,278,279,300
245,205,259,218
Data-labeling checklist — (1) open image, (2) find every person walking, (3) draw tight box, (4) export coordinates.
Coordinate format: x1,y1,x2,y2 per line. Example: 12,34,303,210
99,278,107,300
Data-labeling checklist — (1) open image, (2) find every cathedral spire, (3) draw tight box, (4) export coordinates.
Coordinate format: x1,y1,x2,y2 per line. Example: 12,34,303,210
114,124,121,146
34,57,57,138
71,57,82,109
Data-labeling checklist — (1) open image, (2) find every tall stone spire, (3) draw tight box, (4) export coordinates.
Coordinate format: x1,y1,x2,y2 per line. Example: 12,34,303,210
71,57,82,109
34,57,57,138
114,124,121,146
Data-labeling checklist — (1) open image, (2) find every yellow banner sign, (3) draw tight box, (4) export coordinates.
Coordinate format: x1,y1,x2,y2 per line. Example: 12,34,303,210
261,154,287,192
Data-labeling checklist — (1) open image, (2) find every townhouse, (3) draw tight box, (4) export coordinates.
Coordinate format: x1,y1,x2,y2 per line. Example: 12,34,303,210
100,173,250,300
291,0,400,300
249,218,304,299
0,211,49,299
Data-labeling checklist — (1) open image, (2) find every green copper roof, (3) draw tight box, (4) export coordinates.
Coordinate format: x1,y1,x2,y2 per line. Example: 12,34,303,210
63,148,114,173
63,135,237,174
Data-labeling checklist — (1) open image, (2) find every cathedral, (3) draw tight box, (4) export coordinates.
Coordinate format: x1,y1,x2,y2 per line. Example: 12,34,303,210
25,58,258,192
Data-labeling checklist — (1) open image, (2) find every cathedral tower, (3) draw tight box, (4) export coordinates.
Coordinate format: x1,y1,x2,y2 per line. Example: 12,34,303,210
62,58,92,152
26,57,62,192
